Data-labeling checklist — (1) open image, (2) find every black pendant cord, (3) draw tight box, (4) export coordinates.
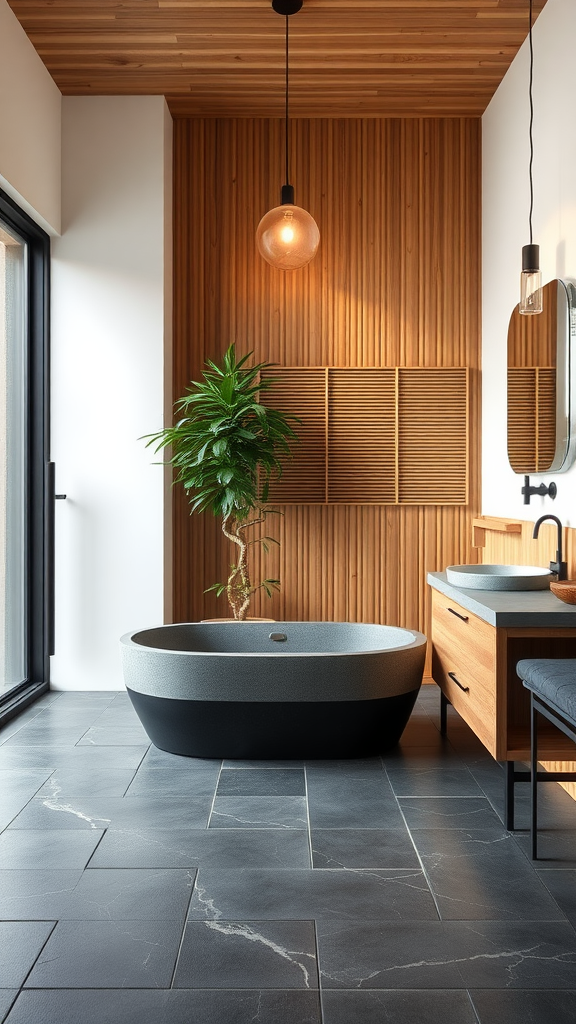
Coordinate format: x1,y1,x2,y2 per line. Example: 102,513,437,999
285,14,290,187
528,0,534,245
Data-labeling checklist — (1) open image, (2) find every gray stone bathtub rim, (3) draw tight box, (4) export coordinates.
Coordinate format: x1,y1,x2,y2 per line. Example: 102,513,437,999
120,623,427,703
120,622,425,657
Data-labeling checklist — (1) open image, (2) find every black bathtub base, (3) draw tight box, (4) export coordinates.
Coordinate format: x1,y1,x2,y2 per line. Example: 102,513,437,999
127,688,420,759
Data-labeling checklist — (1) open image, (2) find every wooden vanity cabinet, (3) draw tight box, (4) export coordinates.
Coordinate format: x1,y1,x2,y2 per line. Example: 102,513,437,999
431,587,576,762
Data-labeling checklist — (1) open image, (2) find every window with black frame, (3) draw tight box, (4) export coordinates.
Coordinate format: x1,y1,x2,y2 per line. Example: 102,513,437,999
0,188,50,721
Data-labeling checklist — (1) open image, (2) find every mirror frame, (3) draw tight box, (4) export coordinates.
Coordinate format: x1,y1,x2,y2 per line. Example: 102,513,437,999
507,279,576,475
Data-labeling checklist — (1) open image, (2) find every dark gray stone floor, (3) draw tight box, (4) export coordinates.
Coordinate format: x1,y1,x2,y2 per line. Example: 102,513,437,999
0,684,576,1023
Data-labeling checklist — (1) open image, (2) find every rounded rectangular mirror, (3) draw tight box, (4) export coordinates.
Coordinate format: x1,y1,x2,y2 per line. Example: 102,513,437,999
507,278,576,474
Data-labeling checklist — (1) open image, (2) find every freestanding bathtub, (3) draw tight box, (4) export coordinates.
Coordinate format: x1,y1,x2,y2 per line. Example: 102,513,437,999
120,621,427,759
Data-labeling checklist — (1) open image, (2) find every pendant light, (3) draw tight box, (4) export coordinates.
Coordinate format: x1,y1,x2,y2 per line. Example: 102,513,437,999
256,0,320,270
519,0,542,315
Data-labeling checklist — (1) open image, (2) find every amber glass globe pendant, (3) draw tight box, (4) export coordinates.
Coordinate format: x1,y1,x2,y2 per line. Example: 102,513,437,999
256,0,320,270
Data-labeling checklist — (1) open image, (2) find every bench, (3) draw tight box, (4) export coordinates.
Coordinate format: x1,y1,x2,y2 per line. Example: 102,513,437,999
516,658,576,859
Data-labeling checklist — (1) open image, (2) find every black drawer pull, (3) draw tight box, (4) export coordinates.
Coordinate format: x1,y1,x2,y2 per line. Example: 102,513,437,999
448,671,469,693
447,607,469,622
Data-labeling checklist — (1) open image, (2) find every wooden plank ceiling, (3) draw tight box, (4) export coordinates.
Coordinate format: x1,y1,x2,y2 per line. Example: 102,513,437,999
8,0,547,117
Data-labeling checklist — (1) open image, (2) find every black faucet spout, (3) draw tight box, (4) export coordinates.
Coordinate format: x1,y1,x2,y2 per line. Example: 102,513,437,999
533,514,567,580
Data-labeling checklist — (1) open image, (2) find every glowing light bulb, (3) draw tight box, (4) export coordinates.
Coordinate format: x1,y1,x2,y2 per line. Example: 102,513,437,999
256,203,319,270
280,214,295,244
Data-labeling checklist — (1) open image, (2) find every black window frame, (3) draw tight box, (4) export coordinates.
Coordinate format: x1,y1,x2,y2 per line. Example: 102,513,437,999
0,187,51,724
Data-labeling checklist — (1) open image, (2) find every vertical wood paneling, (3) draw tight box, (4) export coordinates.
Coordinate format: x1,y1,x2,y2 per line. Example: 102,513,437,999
172,117,481,634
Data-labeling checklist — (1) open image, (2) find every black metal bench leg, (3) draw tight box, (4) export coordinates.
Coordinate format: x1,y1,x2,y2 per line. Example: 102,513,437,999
505,760,515,831
531,694,539,860
440,691,448,736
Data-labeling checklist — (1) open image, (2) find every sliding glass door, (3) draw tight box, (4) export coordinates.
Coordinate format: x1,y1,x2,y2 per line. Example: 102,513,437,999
0,189,50,715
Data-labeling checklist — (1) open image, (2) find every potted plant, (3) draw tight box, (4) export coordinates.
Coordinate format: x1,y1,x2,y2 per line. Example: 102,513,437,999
145,345,299,620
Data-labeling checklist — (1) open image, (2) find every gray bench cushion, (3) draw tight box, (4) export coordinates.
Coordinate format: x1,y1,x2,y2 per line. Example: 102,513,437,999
517,658,576,725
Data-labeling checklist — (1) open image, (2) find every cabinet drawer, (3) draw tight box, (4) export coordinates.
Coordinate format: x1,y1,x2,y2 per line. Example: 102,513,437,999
431,589,496,754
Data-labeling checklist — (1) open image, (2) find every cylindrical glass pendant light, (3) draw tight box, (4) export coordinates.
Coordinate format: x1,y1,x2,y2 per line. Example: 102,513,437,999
520,243,543,315
256,0,320,270
519,0,542,315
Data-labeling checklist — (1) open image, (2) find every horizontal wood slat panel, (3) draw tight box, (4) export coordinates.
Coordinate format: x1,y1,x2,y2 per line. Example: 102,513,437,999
261,368,327,503
173,117,480,638
262,365,468,505
328,369,396,503
398,368,468,504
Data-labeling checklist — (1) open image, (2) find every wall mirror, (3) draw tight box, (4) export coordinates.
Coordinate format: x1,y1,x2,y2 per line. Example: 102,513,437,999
507,278,576,474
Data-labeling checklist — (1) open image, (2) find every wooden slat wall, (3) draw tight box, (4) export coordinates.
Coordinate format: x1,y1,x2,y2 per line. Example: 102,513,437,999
172,117,481,633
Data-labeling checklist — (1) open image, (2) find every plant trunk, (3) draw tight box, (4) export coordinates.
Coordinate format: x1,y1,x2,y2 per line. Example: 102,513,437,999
221,515,251,620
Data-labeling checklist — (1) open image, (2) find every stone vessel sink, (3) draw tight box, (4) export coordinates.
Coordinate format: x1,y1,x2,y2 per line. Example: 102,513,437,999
446,564,552,591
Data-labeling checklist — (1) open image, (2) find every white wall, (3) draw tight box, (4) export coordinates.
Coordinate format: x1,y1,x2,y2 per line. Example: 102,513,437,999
51,96,172,690
482,0,576,526
0,0,61,234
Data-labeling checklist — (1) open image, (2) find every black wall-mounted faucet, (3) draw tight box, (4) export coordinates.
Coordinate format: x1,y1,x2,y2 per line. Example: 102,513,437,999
532,514,567,580
522,475,557,504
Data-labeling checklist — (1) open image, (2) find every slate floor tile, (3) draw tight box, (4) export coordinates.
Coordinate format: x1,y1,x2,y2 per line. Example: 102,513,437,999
209,796,308,829
124,766,220,799
217,769,306,796
0,717,42,743
0,771,54,809
399,797,503,830
8,794,212,831
0,990,17,1024
24,920,182,988
410,829,566,920
187,867,437,921
174,919,318,989
469,988,576,1024
537,870,576,924
305,759,384,775
62,867,195,921
90,828,310,869
76,726,150,746
512,829,576,866
0,830,105,869
222,760,305,769
382,746,463,768
34,769,137,800
0,922,55,987
386,766,484,798
139,746,220,770
316,919,576,989
306,776,404,830
0,869,84,919
321,989,479,1024
0,747,148,771
4,988,322,1024
1,726,91,747
310,829,420,869
0,868,195,922
394,721,443,746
